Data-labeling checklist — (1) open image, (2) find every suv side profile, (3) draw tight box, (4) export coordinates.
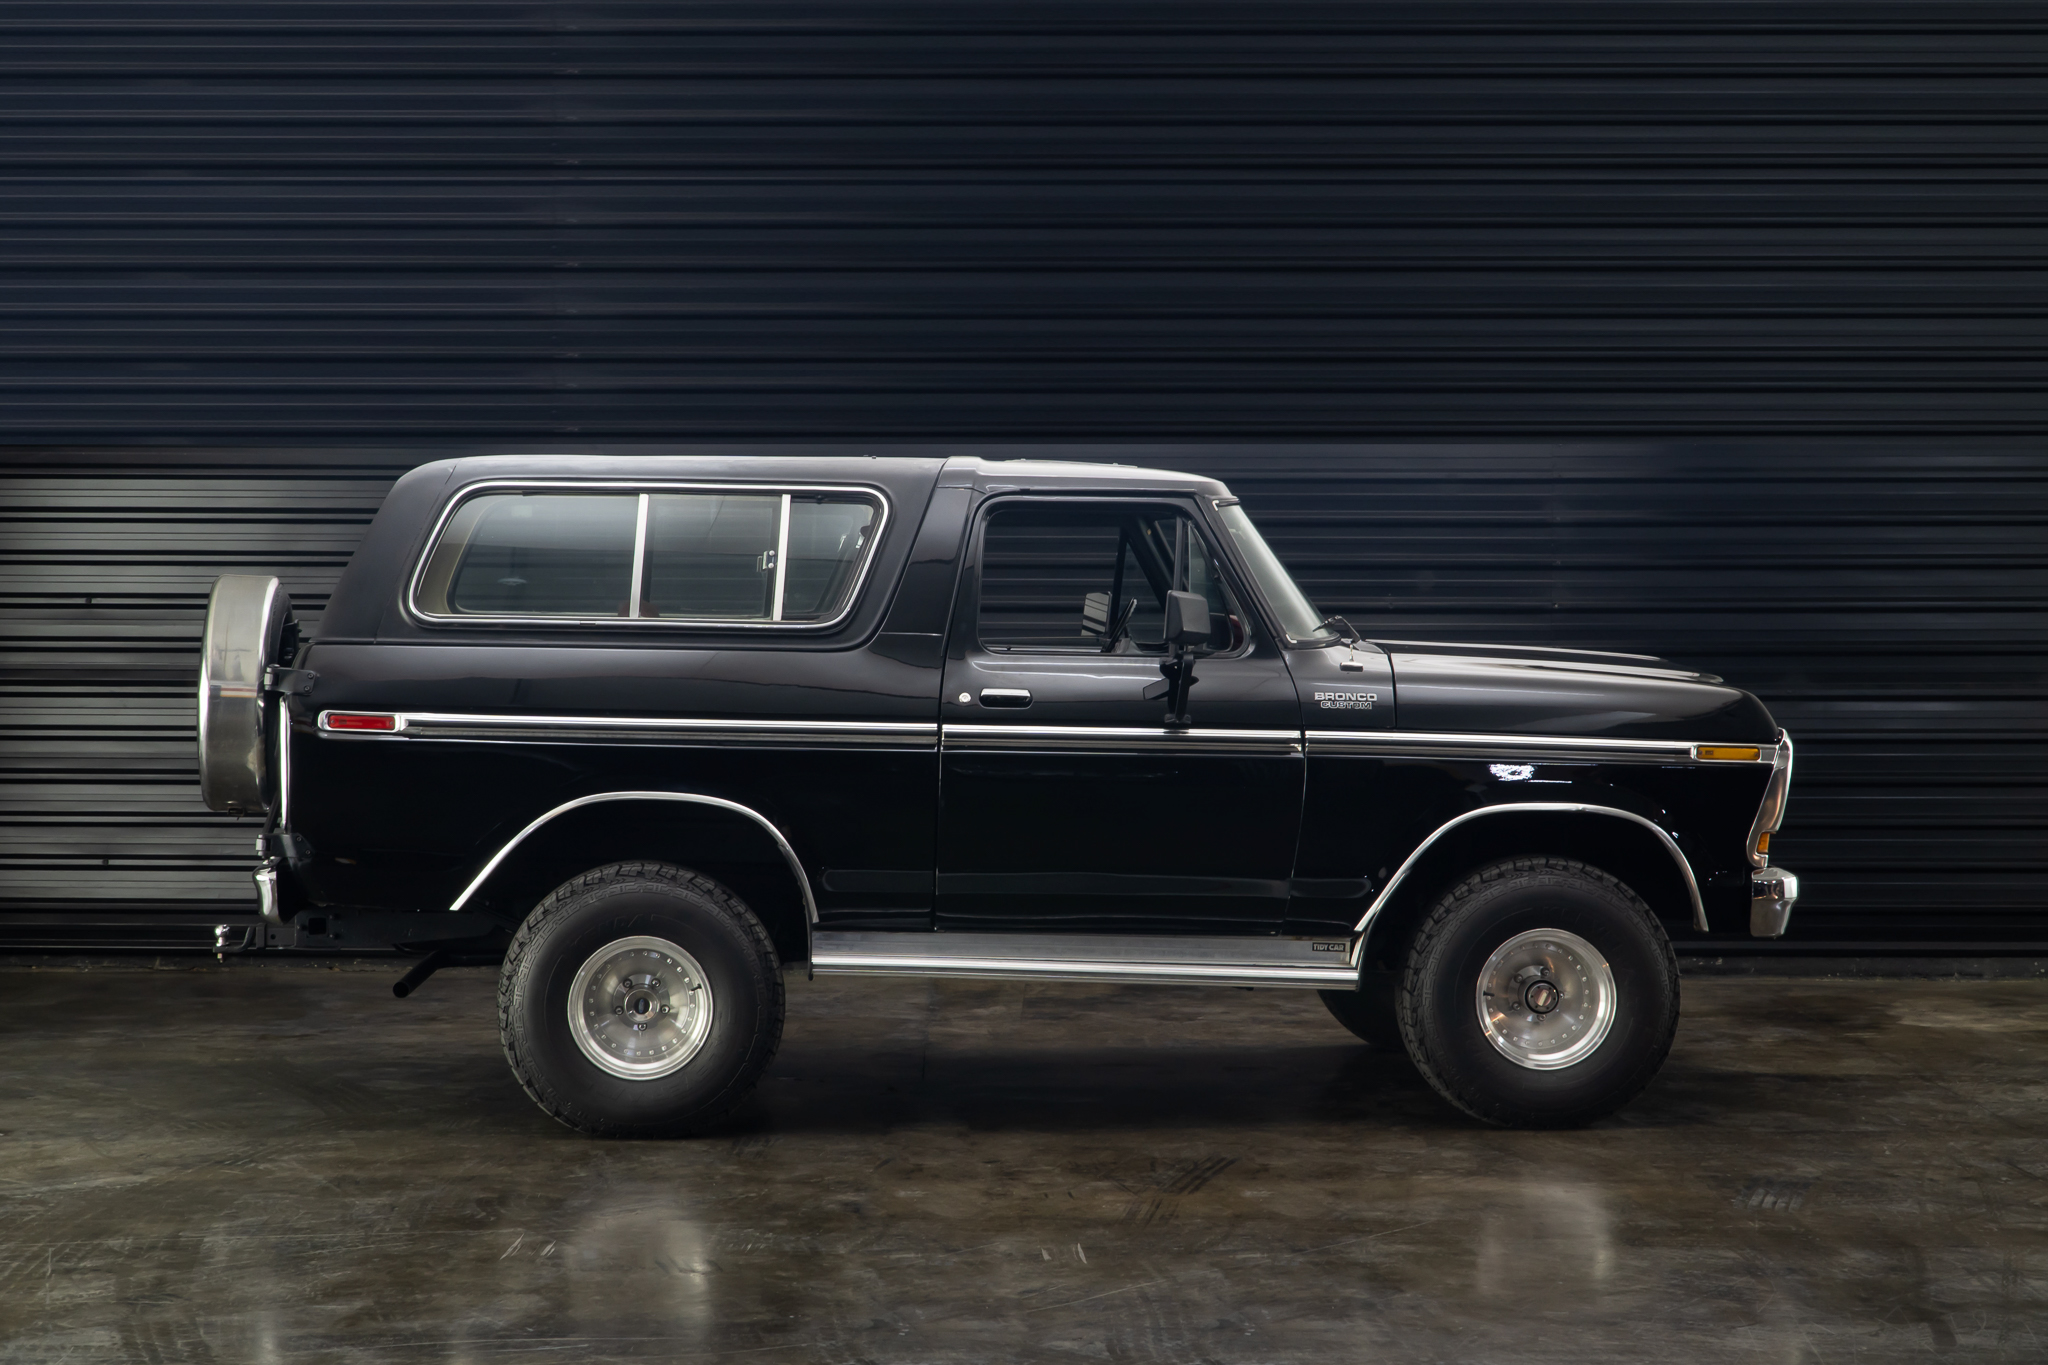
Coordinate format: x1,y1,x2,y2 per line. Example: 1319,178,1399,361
198,453,1796,1134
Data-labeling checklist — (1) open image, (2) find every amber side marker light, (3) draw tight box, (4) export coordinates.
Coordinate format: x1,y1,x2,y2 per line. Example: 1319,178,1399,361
1756,832,1772,854
322,712,398,732
1695,745,1762,762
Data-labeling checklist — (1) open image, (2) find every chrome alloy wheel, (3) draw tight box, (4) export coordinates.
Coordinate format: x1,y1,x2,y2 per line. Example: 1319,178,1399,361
567,936,715,1080
1474,928,1617,1071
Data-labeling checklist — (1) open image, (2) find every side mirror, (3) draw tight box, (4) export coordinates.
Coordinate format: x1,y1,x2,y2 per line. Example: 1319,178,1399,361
1080,591,1111,635
1163,590,1212,650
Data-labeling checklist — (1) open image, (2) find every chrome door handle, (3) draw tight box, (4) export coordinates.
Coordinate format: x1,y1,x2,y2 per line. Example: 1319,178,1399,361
978,688,1032,709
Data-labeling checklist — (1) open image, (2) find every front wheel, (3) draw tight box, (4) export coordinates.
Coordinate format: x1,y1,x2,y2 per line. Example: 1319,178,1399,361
498,861,785,1137
1398,857,1679,1128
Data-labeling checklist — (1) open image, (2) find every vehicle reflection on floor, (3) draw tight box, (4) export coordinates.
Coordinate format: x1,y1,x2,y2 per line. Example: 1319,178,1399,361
0,961,2040,1361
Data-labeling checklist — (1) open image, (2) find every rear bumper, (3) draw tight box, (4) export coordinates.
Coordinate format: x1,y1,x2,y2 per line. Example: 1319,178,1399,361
1750,867,1799,938
253,859,283,926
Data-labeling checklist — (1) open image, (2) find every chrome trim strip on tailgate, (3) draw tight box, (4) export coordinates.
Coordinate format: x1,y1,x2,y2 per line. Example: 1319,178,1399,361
810,930,1358,988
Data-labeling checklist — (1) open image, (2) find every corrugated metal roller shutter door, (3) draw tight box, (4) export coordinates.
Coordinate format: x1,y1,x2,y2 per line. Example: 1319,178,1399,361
6,444,2042,950
0,457,403,946
0,4,2041,948
1184,445,2048,947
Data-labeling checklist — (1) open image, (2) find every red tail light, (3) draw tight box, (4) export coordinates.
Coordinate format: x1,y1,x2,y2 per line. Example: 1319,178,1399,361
321,712,397,732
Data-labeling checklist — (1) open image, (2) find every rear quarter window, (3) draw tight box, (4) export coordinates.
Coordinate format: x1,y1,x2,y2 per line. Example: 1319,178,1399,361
411,485,885,626
416,492,637,616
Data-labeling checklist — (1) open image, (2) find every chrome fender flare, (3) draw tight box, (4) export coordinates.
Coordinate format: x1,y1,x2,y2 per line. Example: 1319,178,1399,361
447,791,819,949
1348,802,1705,967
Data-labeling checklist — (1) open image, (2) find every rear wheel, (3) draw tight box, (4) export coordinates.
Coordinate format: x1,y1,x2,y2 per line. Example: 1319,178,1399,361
498,861,785,1137
1398,857,1679,1128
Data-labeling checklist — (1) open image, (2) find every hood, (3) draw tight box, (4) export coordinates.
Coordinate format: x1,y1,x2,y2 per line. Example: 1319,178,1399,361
1373,639,1778,744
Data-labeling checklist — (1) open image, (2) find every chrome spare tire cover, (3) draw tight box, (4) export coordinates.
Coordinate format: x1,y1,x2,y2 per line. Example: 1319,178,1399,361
198,574,293,814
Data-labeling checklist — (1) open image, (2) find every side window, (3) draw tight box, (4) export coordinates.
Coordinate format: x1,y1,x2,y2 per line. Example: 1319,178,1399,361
641,493,781,619
783,496,881,621
416,492,639,617
976,502,1246,653
415,486,882,624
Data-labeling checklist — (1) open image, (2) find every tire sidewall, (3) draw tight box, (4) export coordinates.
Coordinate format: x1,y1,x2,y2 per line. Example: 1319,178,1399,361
509,877,771,1131
1409,864,1676,1125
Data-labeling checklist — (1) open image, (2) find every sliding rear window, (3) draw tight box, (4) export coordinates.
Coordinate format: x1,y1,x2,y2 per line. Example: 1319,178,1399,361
412,485,885,626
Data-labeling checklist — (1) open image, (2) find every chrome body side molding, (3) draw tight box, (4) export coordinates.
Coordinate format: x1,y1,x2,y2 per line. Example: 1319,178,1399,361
1307,729,1756,764
810,930,1359,988
446,791,819,932
321,713,1773,766
943,724,1301,756
322,711,937,749
403,477,892,633
1350,802,1708,960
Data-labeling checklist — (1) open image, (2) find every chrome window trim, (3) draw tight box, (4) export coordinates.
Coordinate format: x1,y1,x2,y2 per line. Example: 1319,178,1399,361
942,723,1302,756
403,478,891,632
770,491,792,620
625,492,650,617
318,709,937,749
1350,801,1707,960
971,491,1265,661
447,791,819,938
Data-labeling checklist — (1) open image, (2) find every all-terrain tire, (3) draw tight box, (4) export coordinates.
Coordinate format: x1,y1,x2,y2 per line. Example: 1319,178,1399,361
498,860,785,1137
1397,856,1679,1128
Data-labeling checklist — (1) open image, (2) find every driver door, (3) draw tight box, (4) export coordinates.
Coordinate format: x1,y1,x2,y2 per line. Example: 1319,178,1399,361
936,496,1304,935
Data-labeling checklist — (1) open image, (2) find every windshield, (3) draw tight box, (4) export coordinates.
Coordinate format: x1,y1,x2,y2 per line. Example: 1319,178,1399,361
1214,502,1338,643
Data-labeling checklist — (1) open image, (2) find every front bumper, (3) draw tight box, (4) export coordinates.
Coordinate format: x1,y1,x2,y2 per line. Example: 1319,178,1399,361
1750,866,1799,938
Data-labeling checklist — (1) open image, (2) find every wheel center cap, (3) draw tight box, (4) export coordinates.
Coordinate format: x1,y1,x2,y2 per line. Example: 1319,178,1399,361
1523,979,1561,1014
623,987,659,1020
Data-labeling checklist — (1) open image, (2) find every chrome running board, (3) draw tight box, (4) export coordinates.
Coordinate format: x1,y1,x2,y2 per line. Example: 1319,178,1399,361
809,931,1360,989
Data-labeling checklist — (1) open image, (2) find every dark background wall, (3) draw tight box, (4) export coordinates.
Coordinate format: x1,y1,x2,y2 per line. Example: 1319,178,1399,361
1,4,2042,949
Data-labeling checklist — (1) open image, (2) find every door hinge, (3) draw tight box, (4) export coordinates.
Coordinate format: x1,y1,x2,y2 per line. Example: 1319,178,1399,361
263,666,318,695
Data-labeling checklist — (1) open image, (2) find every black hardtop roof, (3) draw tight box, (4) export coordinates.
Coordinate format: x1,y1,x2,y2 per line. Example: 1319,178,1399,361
318,450,1233,640
420,450,1230,498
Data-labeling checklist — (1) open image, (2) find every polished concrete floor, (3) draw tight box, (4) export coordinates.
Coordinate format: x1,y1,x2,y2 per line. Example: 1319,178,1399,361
0,959,2043,1363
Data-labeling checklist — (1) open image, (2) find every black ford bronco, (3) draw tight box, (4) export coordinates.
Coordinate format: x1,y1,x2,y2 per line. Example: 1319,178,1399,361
199,453,1796,1134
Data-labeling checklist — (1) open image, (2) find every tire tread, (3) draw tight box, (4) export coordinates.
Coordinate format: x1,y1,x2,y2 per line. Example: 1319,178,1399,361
497,860,785,1137
1396,855,1679,1127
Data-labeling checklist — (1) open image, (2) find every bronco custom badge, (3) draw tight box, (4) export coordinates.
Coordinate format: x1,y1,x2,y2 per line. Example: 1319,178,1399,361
1313,691,1377,710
